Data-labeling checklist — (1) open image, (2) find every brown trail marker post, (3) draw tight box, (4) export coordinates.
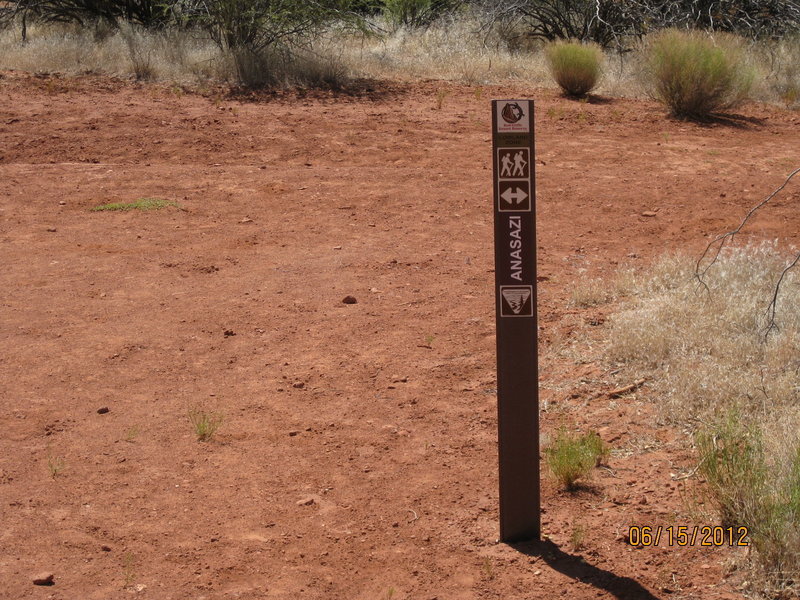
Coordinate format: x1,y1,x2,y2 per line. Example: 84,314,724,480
491,99,540,543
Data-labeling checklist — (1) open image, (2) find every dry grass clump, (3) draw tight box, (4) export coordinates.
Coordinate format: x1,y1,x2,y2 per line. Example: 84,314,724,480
545,40,603,97
645,29,755,118
609,243,800,594
0,23,222,83
757,35,800,110
334,16,551,85
0,22,353,87
609,244,800,422
569,276,611,307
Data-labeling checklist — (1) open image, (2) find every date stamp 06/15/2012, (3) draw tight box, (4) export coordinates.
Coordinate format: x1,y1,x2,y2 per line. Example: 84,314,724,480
627,525,750,548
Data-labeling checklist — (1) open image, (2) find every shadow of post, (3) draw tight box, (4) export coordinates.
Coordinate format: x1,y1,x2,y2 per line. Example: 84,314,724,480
511,539,663,600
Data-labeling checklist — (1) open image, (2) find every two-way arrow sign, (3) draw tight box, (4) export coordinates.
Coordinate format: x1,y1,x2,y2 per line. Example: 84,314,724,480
501,186,528,205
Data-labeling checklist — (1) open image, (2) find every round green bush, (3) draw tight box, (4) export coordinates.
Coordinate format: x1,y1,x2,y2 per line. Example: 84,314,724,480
646,30,755,118
545,41,603,98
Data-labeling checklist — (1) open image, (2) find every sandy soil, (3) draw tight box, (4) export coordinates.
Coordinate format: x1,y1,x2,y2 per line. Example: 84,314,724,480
1,70,799,600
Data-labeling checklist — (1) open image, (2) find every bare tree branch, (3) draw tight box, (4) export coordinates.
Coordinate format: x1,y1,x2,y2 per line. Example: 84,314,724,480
763,251,800,338
695,167,800,292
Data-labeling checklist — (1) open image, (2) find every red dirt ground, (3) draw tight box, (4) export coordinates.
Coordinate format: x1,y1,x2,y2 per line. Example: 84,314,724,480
1,70,799,600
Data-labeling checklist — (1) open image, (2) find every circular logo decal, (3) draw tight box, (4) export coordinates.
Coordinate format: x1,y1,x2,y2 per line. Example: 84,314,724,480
501,102,524,124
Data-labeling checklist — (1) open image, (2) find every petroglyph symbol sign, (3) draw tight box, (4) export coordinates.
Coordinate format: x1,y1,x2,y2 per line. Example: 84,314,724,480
500,285,534,317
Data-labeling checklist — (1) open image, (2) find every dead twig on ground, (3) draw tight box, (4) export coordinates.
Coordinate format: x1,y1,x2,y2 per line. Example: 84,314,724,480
607,378,647,397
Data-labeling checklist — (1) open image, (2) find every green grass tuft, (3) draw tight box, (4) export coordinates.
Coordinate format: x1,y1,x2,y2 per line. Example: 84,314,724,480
544,428,609,490
188,406,223,442
90,198,178,212
545,41,603,98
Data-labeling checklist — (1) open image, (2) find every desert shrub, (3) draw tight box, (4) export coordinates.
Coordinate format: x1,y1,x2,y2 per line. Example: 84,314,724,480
199,0,360,53
3,0,175,29
545,40,602,97
382,0,462,31
645,29,755,118
696,413,800,595
226,44,349,88
545,428,609,490
120,24,156,80
645,0,800,40
472,0,649,50
695,412,767,529
195,0,364,87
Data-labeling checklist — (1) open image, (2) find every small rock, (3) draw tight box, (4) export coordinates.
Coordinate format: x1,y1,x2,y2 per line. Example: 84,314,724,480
342,295,357,305
223,329,235,337
296,496,316,506
96,407,109,414
58,201,66,206
333,246,342,250
101,545,112,552
641,211,657,217
292,381,304,389
639,495,648,505
32,572,54,586
46,227,57,232
369,287,379,293
288,430,301,437
239,218,253,223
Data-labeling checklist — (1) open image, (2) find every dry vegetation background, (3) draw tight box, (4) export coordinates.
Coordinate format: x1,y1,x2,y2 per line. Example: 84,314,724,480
0,11,798,107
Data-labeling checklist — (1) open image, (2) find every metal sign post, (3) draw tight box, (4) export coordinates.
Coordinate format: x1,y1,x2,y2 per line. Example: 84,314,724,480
491,99,540,543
